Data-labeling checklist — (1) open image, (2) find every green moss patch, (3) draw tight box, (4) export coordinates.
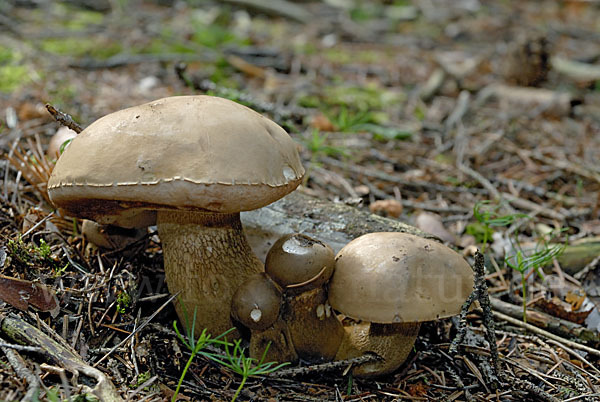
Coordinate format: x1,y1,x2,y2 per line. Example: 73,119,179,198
40,37,122,59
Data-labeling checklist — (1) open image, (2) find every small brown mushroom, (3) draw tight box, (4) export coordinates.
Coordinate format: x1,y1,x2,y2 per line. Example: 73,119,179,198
47,96,305,336
231,273,297,363
329,232,474,377
265,233,344,362
47,126,77,161
81,219,147,252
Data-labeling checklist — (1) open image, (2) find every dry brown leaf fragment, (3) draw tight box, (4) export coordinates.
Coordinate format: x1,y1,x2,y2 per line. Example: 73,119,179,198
534,297,592,325
310,113,336,132
565,290,586,311
0,274,59,317
226,54,267,78
407,382,428,397
369,199,403,218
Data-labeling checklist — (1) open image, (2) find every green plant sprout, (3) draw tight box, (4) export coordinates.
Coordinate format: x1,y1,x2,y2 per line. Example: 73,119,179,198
172,308,232,402
116,292,131,314
470,200,529,253
302,129,349,186
172,306,288,402
327,106,376,132
505,235,566,323
304,129,348,159
202,338,289,402
7,236,59,269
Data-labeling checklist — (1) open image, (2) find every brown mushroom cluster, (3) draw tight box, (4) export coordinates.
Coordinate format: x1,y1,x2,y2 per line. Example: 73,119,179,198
232,231,474,377
231,233,344,364
47,96,474,378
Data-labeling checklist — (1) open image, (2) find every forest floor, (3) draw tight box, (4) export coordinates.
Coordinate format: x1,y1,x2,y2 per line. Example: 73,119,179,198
1,0,600,400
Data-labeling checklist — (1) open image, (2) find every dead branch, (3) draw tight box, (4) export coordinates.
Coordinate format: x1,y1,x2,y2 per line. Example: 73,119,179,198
242,190,434,261
0,313,122,401
45,104,83,134
492,311,600,361
450,251,499,387
0,345,40,401
490,297,600,344
271,354,379,378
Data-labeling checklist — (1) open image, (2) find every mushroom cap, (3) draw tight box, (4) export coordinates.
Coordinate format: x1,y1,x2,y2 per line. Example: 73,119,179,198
47,96,305,227
231,273,282,331
329,232,474,323
47,126,77,160
265,233,335,290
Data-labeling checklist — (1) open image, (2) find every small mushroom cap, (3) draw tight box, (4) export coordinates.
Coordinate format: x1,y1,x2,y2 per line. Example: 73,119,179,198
265,233,335,290
329,232,474,323
47,126,77,160
231,273,282,331
47,96,305,227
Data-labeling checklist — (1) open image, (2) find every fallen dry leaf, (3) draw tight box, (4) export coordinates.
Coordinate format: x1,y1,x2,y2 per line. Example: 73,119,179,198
310,113,336,131
565,290,587,311
369,199,403,218
534,296,592,325
0,274,59,317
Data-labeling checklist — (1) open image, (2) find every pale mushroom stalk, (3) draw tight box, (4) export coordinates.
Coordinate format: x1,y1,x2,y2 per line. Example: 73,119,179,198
282,286,344,362
334,322,421,377
158,210,263,336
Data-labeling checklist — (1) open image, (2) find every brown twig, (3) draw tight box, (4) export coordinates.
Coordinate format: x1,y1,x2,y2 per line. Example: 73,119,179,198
0,345,40,400
0,313,122,401
450,251,499,388
94,291,180,367
492,311,600,361
174,63,309,123
45,104,83,134
270,354,380,377
490,296,600,343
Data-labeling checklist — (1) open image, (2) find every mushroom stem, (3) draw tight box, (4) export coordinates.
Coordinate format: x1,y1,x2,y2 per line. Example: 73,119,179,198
249,317,298,364
157,210,263,336
283,287,344,362
334,322,421,377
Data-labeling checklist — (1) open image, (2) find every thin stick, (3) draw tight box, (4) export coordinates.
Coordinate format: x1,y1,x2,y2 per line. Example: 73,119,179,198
492,311,600,360
0,342,44,353
450,251,499,382
22,211,54,238
1,346,40,400
270,354,379,377
93,291,180,367
45,104,83,133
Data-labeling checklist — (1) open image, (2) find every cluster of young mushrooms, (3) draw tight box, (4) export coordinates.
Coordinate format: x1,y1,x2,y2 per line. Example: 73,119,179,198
47,95,474,377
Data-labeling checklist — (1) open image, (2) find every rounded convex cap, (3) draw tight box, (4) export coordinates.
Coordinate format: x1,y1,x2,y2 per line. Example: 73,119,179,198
329,232,474,323
231,273,282,331
47,96,305,226
265,233,335,290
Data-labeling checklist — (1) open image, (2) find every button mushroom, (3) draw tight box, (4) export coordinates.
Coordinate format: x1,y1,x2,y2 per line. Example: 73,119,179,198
47,95,305,336
231,273,298,363
265,233,344,362
46,126,77,161
81,219,146,253
329,232,474,377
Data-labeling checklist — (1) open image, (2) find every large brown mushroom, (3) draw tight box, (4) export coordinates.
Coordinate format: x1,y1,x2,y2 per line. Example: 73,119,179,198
47,95,305,336
265,233,344,362
329,232,474,377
